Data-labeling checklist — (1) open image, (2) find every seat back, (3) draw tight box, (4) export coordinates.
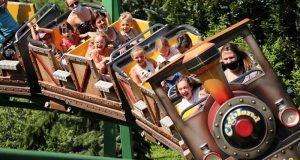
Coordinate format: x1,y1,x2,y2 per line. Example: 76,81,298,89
28,43,60,86
7,1,36,24
111,18,151,38
64,53,100,95
67,39,91,57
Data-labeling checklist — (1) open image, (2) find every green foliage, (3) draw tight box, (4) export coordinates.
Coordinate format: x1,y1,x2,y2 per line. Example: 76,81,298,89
147,145,184,160
0,107,104,155
23,112,58,150
0,107,151,159
0,108,28,148
122,0,209,31
204,15,230,38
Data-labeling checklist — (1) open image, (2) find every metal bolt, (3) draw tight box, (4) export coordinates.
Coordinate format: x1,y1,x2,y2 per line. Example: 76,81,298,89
216,136,220,139
257,149,260,153
215,123,219,127
239,98,243,102
228,103,232,106
269,117,273,121
252,100,256,104
273,154,278,158
219,112,223,116
223,146,227,149
281,150,285,154
263,107,266,111
233,152,237,156
269,129,273,133
266,141,269,144
245,153,249,157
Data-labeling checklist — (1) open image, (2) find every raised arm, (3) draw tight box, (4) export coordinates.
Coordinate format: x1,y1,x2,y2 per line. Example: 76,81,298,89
2,0,7,7
27,22,38,40
38,27,53,34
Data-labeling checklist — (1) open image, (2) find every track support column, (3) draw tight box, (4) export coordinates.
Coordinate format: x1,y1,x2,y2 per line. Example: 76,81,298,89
102,0,133,158
104,122,116,157
102,0,120,23
120,124,133,159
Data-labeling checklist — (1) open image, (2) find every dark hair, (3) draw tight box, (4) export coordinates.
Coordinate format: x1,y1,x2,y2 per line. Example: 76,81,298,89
59,21,73,34
221,43,253,71
175,76,201,95
155,36,169,50
93,10,107,25
176,33,192,53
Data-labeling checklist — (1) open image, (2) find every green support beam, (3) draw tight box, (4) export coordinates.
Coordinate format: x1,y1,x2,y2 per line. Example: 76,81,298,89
102,0,120,22
103,121,116,157
102,1,134,159
120,124,133,159
102,0,119,157
0,148,121,160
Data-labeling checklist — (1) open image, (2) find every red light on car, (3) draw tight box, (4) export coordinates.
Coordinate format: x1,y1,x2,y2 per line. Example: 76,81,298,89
235,118,254,137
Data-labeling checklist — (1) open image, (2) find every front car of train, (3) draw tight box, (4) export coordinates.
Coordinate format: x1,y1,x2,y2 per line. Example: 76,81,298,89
146,19,299,159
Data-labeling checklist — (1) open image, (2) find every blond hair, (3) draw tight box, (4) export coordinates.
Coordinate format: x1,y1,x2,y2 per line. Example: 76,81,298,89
130,46,145,58
155,36,170,51
88,31,111,51
91,31,110,43
119,12,133,22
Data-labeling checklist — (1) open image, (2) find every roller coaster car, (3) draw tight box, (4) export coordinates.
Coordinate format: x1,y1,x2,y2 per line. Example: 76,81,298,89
0,2,60,96
141,19,299,160
111,24,203,157
27,5,166,120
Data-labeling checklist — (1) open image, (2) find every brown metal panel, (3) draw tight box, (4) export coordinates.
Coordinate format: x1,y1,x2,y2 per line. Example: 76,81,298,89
132,110,180,144
135,120,183,154
28,44,59,86
139,85,166,126
116,75,141,108
42,90,126,121
28,46,43,81
39,82,122,110
141,131,157,144
106,65,122,100
0,85,31,96
0,77,28,85
64,54,103,97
